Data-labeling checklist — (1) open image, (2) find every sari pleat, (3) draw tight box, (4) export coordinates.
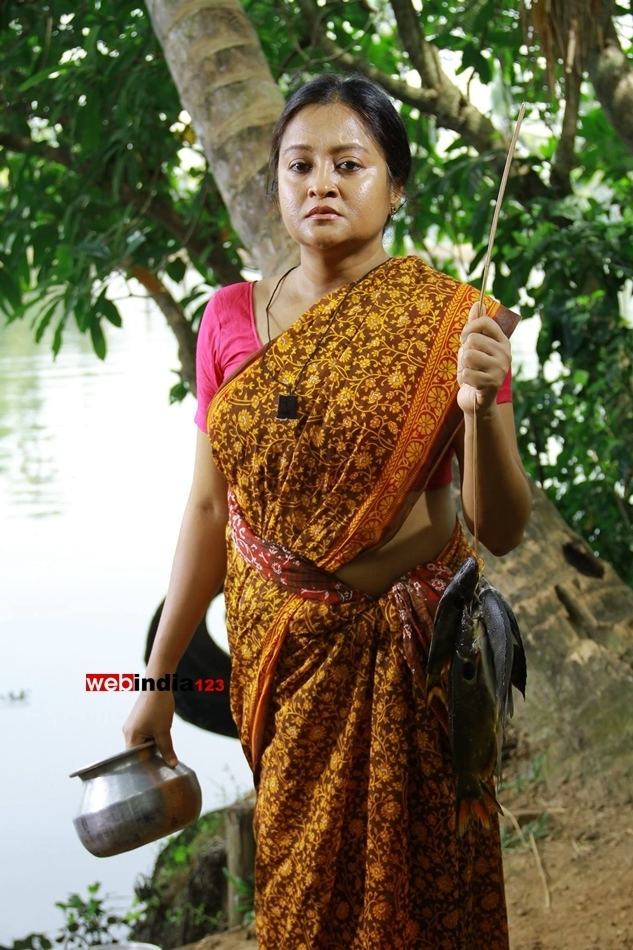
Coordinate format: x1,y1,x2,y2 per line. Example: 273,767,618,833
206,255,517,948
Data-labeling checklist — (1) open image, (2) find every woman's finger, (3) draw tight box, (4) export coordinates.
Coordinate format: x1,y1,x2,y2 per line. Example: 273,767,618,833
460,332,507,360
461,315,506,343
154,732,178,768
467,301,487,320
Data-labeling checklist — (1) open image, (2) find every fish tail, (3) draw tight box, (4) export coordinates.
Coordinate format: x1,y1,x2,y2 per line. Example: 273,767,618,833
457,797,491,836
456,783,503,836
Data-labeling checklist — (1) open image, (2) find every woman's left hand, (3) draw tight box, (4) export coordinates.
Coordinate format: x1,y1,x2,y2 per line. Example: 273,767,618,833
457,301,511,415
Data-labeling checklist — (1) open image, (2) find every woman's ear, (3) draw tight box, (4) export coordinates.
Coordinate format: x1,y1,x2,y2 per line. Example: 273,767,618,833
390,188,405,214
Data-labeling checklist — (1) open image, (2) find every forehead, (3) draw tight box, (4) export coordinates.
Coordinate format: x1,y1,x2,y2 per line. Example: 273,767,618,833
280,102,382,157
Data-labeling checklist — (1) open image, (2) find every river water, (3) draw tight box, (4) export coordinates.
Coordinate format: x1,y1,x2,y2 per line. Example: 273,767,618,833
0,298,254,944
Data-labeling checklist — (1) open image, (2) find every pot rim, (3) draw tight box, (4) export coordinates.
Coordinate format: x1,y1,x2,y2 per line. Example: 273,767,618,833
68,739,157,778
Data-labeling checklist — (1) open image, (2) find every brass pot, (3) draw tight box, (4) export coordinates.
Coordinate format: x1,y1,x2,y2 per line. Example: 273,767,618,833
69,740,202,857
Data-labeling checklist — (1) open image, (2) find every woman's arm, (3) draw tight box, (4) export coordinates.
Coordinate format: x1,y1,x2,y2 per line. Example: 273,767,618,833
453,303,532,556
122,428,229,763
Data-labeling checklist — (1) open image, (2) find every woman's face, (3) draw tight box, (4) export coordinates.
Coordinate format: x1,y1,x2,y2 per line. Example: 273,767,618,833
276,102,401,253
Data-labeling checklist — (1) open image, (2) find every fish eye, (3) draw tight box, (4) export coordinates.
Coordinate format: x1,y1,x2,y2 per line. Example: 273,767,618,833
461,661,476,681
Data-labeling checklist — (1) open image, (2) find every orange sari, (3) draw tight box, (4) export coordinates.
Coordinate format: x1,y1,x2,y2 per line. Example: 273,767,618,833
207,255,519,949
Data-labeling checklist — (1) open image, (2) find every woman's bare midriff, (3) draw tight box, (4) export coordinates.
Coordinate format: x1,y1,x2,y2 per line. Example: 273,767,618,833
333,483,459,598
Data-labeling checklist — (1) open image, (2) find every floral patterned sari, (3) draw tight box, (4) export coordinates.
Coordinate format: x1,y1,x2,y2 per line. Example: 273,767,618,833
207,255,519,949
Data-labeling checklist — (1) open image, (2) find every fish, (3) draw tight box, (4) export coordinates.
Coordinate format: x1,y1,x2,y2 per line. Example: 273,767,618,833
426,560,527,835
426,556,479,704
449,605,503,835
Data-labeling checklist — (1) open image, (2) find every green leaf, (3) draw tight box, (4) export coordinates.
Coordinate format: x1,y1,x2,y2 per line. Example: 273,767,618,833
34,296,63,342
97,295,122,327
75,92,103,154
572,369,589,386
17,61,74,92
169,380,189,404
166,257,187,283
56,245,75,280
90,319,107,359
32,225,60,271
52,315,65,357
0,262,22,314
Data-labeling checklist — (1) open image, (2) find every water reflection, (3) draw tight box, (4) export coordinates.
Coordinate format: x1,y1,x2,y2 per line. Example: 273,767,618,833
0,319,108,518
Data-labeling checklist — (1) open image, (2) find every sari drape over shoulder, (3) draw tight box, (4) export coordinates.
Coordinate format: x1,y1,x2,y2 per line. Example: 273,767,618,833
206,255,519,949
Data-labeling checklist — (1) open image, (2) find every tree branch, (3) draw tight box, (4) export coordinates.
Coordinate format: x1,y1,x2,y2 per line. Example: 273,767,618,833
296,0,550,203
389,0,443,86
550,67,581,195
127,263,197,392
389,0,502,153
295,0,438,112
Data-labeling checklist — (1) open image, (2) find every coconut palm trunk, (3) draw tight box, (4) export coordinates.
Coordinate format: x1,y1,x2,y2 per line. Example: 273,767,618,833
145,0,297,275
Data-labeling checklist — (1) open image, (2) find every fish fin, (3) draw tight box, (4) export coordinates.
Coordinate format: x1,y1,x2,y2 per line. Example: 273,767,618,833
497,591,527,697
446,556,479,606
480,587,513,710
427,684,447,706
481,780,503,817
427,603,461,687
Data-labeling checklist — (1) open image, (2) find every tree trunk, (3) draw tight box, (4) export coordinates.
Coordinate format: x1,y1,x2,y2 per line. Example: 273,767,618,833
146,0,633,806
482,485,633,803
587,17,633,156
145,0,297,276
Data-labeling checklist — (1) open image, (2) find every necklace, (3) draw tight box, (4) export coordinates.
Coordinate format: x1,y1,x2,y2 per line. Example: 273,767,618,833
263,258,392,421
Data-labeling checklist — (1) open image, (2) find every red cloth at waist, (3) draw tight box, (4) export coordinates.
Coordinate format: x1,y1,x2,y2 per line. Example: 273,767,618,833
228,488,370,604
227,487,474,747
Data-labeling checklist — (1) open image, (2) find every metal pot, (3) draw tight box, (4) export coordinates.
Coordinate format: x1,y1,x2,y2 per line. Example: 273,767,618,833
69,740,202,857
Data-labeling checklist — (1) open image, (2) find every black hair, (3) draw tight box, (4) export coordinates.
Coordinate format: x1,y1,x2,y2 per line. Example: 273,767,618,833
266,73,412,206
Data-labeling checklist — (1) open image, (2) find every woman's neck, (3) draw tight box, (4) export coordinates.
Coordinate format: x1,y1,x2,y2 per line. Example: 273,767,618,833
293,245,391,299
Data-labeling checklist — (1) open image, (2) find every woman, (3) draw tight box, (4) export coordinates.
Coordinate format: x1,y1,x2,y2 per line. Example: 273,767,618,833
123,73,532,949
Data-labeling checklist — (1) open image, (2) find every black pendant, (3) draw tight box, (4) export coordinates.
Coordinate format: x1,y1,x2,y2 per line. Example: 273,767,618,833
276,393,298,420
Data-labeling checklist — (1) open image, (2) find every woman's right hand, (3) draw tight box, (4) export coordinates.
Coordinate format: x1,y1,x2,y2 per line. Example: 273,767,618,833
122,689,178,768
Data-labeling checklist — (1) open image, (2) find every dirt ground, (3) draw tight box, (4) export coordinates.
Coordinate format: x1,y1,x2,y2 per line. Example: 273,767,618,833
178,753,633,950
502,796,633,949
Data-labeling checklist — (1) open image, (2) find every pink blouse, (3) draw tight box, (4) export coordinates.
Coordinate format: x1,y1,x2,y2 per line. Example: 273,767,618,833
194,282,261,432
194,281,512,489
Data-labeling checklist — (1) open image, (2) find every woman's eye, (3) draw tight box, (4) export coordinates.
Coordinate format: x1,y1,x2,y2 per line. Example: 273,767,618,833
288,160,361,172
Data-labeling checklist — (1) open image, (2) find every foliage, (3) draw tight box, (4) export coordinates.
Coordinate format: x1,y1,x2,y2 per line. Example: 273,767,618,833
222,869,255,927
9,881,145,949
0,0,242,363
1,0,632,579
8,876,226,948
129,809,230,941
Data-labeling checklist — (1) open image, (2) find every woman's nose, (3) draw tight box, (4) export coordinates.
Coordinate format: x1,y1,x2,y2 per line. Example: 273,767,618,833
308,164,337,196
